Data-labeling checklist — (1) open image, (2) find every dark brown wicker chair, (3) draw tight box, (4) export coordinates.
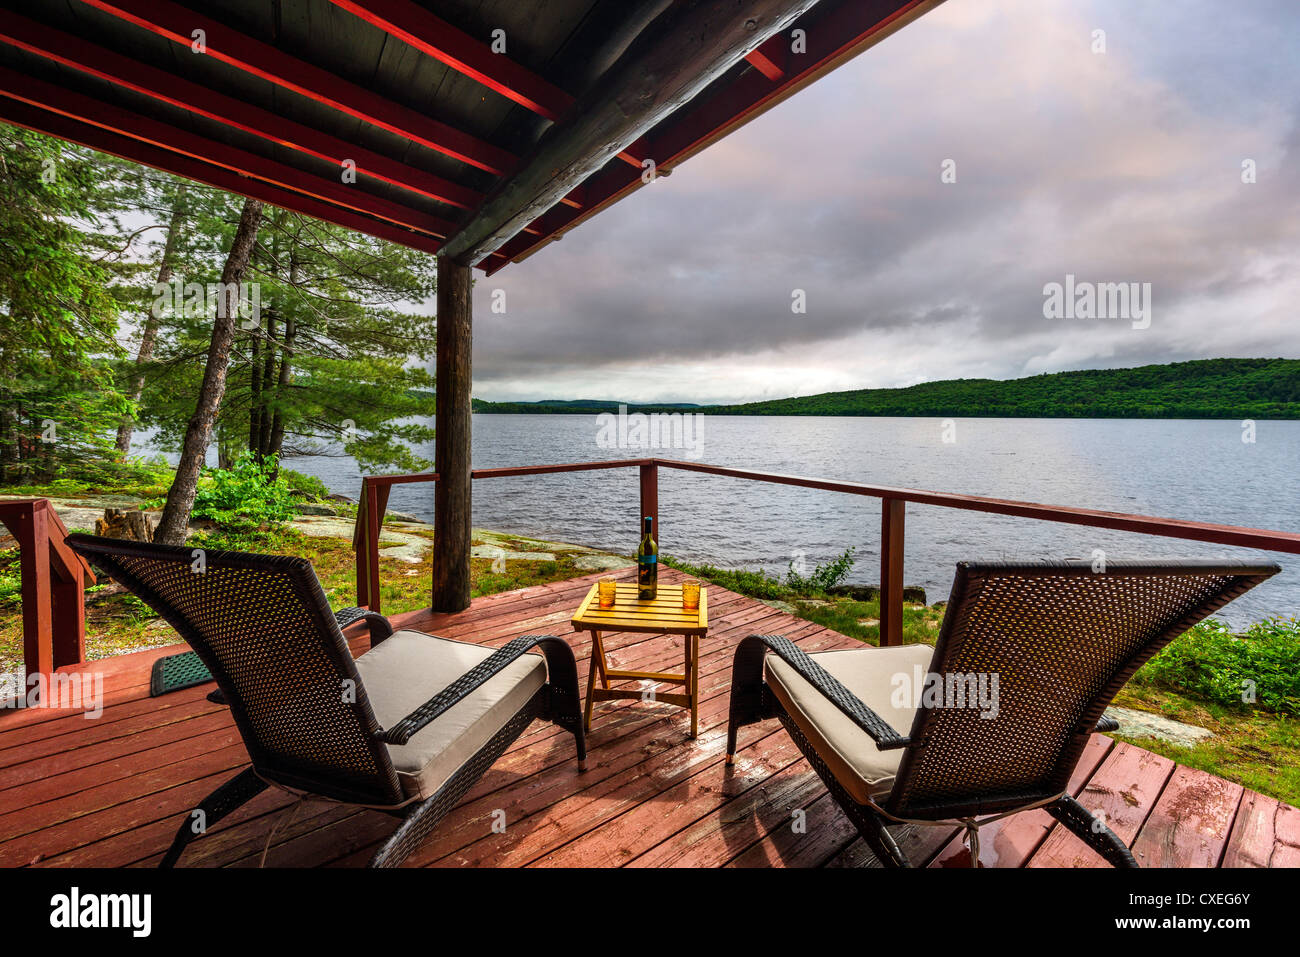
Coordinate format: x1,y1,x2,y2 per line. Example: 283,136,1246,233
67,533,585,868
726,559,1278,867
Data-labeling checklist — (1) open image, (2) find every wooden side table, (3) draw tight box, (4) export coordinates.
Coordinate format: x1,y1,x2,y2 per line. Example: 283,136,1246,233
571,581,708,737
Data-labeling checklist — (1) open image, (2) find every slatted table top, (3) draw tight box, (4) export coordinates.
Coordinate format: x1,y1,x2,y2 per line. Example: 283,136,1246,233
571,582,708,635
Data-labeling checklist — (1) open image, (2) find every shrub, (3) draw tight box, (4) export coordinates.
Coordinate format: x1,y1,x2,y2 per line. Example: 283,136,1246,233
1134,617,1300,715
786,547,857,596
280,468,331,502
188,452,299,531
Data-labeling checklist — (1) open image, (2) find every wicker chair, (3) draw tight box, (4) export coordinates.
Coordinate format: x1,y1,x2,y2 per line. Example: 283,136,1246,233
726,559,1278,867
67,533,586,868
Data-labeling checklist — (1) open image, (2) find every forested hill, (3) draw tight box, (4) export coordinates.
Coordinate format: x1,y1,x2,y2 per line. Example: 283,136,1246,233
472,359,1300,419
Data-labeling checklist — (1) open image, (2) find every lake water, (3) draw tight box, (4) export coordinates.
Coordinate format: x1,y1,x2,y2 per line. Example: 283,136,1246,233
271,415,1298,629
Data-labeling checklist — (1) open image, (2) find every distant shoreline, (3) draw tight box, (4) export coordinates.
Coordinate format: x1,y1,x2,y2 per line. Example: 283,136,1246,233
472,357,1299,420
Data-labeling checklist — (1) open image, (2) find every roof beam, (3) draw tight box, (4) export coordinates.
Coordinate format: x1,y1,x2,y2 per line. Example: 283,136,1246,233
326,0,647,172
80,0,519,175
326,0,574,120
0,12,482,211
0,65,460,240
489,0,940,271
440,0,826,265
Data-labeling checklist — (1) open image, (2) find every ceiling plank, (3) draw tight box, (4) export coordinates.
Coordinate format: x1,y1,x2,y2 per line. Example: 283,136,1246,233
440,0,825,265
0,96,446,254
0,12,483,211
326,0,574,120
80,0,519,175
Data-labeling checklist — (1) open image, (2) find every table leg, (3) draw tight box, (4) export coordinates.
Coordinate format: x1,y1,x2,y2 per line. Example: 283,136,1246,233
592,630,610,689
689,634,699,738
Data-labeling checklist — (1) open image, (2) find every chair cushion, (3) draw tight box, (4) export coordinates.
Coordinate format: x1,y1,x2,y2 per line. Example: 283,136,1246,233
355,630,547,801
765,643,935,805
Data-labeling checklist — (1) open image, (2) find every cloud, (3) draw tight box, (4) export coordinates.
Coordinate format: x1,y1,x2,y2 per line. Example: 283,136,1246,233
472,0,1300,403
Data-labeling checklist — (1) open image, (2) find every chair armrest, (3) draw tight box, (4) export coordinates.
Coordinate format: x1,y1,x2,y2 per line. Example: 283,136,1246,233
335,606,394,645
378,634,558,745
744,634,911,751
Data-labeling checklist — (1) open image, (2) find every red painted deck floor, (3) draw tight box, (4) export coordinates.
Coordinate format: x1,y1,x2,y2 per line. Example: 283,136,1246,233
1,567,1297,869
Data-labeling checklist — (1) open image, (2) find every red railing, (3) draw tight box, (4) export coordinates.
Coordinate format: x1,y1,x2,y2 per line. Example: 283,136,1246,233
0,499,96,680
351,458,1300,643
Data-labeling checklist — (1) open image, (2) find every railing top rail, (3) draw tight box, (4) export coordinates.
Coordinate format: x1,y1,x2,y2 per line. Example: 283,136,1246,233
354,457,1300,555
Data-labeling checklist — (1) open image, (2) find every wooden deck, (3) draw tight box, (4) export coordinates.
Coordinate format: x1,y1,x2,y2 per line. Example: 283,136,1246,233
1,566,1296,869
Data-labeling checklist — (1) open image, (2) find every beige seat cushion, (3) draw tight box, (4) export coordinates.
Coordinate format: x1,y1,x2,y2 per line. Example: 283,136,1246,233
765,643,935,805
355,630,547,801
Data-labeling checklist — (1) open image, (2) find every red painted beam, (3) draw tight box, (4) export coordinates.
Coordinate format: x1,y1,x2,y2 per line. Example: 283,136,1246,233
81,0,518,175
489,0,931,271
0,66,459,239
0,95,509,268
327,0,574,120
327,0,644,172
0,12,482,211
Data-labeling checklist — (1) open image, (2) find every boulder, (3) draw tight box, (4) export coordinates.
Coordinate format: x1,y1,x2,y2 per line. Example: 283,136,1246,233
296,503,337,516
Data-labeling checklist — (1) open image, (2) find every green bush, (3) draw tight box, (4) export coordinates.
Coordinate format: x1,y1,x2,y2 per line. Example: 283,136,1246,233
1134,617,1300,715
280,467,331,502
786,547,857,596
186,452,300,531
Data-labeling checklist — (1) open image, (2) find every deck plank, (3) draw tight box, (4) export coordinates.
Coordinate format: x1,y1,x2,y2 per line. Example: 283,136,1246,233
1130,765,1243,867
1025,740,1175,868
2,568,1294,870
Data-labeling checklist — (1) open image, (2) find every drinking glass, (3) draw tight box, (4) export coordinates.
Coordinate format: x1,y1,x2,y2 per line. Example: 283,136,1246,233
681,579,700,610
598,576,617,609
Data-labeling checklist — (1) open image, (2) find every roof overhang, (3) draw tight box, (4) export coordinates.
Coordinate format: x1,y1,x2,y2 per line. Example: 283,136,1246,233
0,0,946,271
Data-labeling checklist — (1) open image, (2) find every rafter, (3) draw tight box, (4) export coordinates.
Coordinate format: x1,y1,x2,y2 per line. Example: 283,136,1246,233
0,66,460,240
80,0,518,175
0,12,483,212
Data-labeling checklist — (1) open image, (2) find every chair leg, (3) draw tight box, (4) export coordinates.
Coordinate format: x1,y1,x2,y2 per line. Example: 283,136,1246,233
537,637,587,770
160,767,268,868
853,806,913,868
726,636,772,764
1047,794,1138,868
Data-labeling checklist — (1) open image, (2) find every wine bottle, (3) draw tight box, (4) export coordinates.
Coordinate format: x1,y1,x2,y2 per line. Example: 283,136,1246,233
636,516,657,600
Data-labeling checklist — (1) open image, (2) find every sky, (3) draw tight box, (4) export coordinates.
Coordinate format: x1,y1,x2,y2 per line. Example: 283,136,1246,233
468,0,1300,405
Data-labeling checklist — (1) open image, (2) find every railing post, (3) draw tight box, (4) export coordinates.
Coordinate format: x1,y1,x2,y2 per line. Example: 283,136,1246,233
355,482,371,610
366,480,383,615
15,501,54,680
879,498,905,647
640,462,659,542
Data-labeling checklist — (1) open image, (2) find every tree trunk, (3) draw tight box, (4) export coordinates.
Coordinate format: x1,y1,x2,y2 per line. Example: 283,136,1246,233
267,314,294,466
259,313,278,459
116,185,186,457
249,319,262,458
154,197,265,545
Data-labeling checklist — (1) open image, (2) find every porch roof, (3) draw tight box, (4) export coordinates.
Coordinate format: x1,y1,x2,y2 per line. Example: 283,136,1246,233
0,0,944,271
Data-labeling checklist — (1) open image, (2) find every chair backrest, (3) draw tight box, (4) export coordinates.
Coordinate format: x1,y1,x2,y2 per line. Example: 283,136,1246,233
886,559,1278,819
68,534,404,806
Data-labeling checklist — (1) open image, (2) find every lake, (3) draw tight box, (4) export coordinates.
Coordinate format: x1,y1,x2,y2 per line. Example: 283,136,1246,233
270,415,1298,629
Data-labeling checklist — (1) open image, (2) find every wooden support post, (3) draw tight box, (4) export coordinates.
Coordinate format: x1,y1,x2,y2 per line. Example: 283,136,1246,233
431,255,473,612
639,462,659,543
355,482,370,610
17,502,53,680
879,498,905,647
